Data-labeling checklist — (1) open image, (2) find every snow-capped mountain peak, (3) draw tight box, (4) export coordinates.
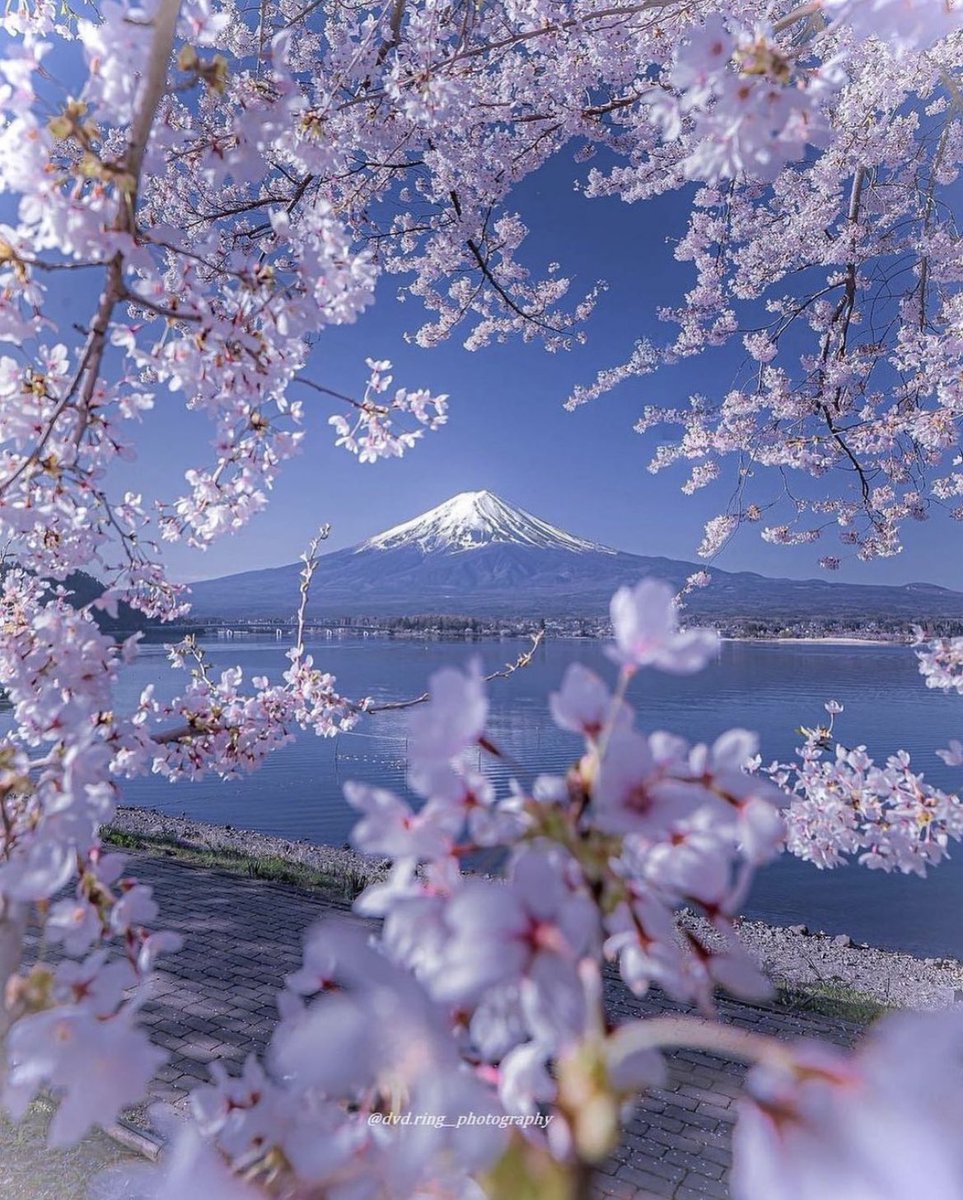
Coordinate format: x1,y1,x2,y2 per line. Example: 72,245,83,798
356,490,616,555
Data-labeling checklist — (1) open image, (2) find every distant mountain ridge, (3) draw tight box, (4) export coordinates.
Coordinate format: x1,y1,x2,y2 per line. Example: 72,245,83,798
186,490,963,623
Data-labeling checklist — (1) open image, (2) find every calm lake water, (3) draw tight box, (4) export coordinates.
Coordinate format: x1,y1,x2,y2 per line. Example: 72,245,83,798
106,636,963,957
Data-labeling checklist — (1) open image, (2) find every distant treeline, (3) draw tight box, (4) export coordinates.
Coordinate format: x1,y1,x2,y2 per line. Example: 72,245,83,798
722,615,963,639
322,613,545,634
200,609,963,641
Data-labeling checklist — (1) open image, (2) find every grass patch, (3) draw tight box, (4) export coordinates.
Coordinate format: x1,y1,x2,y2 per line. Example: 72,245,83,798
775,979,894,1025
100,826,371,899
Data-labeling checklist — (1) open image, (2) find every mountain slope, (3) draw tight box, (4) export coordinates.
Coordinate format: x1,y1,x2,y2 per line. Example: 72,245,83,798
186,491,963,622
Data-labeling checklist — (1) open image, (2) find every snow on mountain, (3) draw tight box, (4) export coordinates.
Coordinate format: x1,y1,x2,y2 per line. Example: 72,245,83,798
357,490,615,555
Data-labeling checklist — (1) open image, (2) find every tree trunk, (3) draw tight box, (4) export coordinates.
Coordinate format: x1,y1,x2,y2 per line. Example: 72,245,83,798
0,898,27,1061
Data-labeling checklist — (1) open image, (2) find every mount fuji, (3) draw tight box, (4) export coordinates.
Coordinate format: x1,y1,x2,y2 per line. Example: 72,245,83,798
357,490,613,556
185,490,963,622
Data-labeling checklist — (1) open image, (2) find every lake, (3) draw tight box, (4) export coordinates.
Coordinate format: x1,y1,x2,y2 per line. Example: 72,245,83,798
106,635,963,957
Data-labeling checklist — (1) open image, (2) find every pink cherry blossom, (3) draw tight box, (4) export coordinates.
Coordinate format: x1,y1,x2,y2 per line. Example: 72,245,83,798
45,899,102,956
608,579,720,674
428,852,597,1016
345,780,461,860
407,659,489,770
594,727,692,836
550,662,631,739
937,739,963,767
4,1008,165,1145
733,1010,963,1200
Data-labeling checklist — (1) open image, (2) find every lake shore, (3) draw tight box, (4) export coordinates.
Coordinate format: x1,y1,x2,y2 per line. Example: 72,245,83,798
724,635,898,647
109,806,963,1014
192,630,906,647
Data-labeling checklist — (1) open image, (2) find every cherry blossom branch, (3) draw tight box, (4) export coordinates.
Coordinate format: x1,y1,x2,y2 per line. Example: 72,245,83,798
293,375,384,413
0,0,182,500
361,630,545,713
119,288,203,322
772,1,823,35
77,0,183,422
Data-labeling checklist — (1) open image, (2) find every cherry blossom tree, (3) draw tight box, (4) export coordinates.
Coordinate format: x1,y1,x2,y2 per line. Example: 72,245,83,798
0,0,962,1197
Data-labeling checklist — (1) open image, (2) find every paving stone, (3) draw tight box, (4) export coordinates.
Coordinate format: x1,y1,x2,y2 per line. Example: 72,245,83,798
622,1154,686,1184
673,1174,730,1199
679,1086,731,1108
696,1102,735,1124
699,1144,732,1169
641,1111,686,1134
594,1178,642,1200
642,1127,704,1155
663,1150,726,1180
615,1163,680,1195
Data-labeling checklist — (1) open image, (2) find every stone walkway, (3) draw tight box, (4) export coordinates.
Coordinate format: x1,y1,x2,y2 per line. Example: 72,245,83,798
31,851,860,1200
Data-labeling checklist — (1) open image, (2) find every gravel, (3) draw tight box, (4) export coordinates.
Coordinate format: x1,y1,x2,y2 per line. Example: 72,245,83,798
729,915,963,1011
110,805,389,888
110,807,963,1013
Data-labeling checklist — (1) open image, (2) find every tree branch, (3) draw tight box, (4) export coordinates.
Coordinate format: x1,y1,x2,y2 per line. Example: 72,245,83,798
362,631,545,714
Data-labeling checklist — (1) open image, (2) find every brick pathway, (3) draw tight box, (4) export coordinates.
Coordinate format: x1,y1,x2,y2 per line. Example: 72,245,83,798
34,852,860,1199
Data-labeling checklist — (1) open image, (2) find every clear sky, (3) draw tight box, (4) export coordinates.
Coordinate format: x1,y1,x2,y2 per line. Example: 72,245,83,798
93,152,963,589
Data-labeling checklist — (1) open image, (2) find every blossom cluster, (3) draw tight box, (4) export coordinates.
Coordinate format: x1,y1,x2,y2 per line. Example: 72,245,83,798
143,636,359,780
765,700,963,875
327,358,449,463
916,629,963,697
653,16,841,185
914,630,963,766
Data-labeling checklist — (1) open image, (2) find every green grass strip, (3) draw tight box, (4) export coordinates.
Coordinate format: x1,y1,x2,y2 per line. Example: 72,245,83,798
100,826,370,900
775,979,895,1025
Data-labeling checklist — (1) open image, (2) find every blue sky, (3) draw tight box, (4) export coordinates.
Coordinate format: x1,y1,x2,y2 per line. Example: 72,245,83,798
90,152,963,589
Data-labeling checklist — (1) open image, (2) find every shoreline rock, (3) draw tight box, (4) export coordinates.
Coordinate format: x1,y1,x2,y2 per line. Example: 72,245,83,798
111,806,963,1013
728,915,963,1012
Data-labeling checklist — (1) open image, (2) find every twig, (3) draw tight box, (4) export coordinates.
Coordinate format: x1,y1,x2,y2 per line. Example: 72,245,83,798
294,525,332,659
294,375,385,414
119,288,203,322
362,630,545,713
